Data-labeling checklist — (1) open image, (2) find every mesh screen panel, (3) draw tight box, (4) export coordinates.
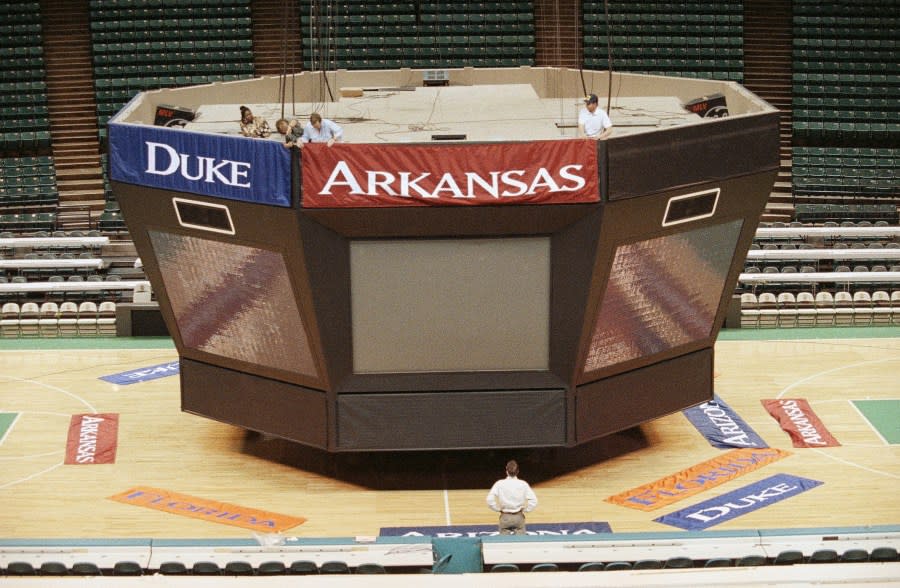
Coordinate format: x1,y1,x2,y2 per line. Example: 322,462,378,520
148,230,317,378
582,219,742,375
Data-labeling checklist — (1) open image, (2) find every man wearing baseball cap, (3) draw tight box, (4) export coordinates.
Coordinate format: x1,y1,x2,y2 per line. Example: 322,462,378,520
578,93,613,140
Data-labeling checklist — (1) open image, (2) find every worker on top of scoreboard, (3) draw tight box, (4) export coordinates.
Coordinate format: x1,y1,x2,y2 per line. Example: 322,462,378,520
281,113,343,149
239,105,271,139
578,94,613,140
275,118,303,147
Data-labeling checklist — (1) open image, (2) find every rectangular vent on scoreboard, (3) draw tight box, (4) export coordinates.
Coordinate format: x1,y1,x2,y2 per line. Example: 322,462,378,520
662,188,720,227
172,197,235,235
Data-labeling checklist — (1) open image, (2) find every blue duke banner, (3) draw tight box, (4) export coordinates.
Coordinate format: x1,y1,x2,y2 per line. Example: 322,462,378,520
654,473,823,530
683,394,768,449
380,522,612,537
100,361,180,385
108,123,292,207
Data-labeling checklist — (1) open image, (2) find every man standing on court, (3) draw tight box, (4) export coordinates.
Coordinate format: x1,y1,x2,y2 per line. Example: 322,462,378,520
486,460,538,535
578,93,613,140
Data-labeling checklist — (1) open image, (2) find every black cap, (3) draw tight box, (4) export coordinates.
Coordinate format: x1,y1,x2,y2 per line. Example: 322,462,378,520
584,94,598,104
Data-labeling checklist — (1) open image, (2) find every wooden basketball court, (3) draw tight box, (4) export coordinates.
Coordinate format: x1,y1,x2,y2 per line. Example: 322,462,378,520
1,330,898,540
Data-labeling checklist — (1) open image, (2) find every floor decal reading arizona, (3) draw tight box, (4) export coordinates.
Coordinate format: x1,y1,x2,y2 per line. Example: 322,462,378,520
682,395,768,449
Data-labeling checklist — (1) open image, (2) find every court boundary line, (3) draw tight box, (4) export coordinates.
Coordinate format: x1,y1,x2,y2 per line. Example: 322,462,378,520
847,399,893,446
0,411,20,446
809,447,899,480
776,357,898,400
0,374,98,414
0,461,64,490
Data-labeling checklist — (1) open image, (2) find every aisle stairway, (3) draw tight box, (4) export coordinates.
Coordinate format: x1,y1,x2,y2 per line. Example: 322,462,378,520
39,0,105,231
533,0,580,68
250,0,303,76
742,0,794,222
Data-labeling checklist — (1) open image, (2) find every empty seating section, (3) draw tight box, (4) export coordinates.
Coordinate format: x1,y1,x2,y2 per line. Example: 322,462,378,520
0,2,50,152
792,2,899,149
739,222,900,328
792,147,898,200
298,1,535,70
582,1,743,82
0,157,59,225
794,203,899,225
0,230,136,337
0,213,56,234
89,0,255,139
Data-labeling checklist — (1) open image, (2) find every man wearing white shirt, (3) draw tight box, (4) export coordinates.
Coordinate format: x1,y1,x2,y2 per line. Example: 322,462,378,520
299,112,343,147
578,93,613,140
486,460,538,535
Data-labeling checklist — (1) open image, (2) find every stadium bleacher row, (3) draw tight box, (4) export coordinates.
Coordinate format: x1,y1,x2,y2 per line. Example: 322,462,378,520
89,0,255,140
791,0,899,158
0,3,49,152
0,156,58,214
0,225,141,335
791,147,897,198
0,300,117,337
740,290,900,328
1,543,897,576
582,1,744,81
737,219,900,327
298,0,536,70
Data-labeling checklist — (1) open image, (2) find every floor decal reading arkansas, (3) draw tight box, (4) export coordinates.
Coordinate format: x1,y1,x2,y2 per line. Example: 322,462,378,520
109,486,306,532
653,473,823,530
605,447,791,511
65,413,119,464
762,399,840,448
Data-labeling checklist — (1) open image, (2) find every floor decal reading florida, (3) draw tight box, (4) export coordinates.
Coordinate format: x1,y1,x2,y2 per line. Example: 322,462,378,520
109,486,306,532
605,447,791,511
653,473,823,530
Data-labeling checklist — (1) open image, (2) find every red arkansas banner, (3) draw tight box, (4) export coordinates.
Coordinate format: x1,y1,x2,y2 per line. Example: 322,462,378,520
65,413,119,464
300,139,600,208
761,399,840,448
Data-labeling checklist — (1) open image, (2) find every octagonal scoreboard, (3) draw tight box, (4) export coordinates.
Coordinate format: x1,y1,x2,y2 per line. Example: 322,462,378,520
109,72,779,451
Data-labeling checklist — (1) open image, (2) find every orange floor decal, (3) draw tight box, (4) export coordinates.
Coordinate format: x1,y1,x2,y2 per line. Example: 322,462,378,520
606,447,791,511
109,486,306,532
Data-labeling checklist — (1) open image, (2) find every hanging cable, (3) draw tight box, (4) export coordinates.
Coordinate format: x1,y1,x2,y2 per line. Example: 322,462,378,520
604,0,613,114
278,0,290,121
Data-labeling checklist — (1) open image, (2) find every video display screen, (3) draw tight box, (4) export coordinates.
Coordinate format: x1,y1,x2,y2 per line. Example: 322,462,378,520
351,237,551,373
582,219,743,375
148,230,318,379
